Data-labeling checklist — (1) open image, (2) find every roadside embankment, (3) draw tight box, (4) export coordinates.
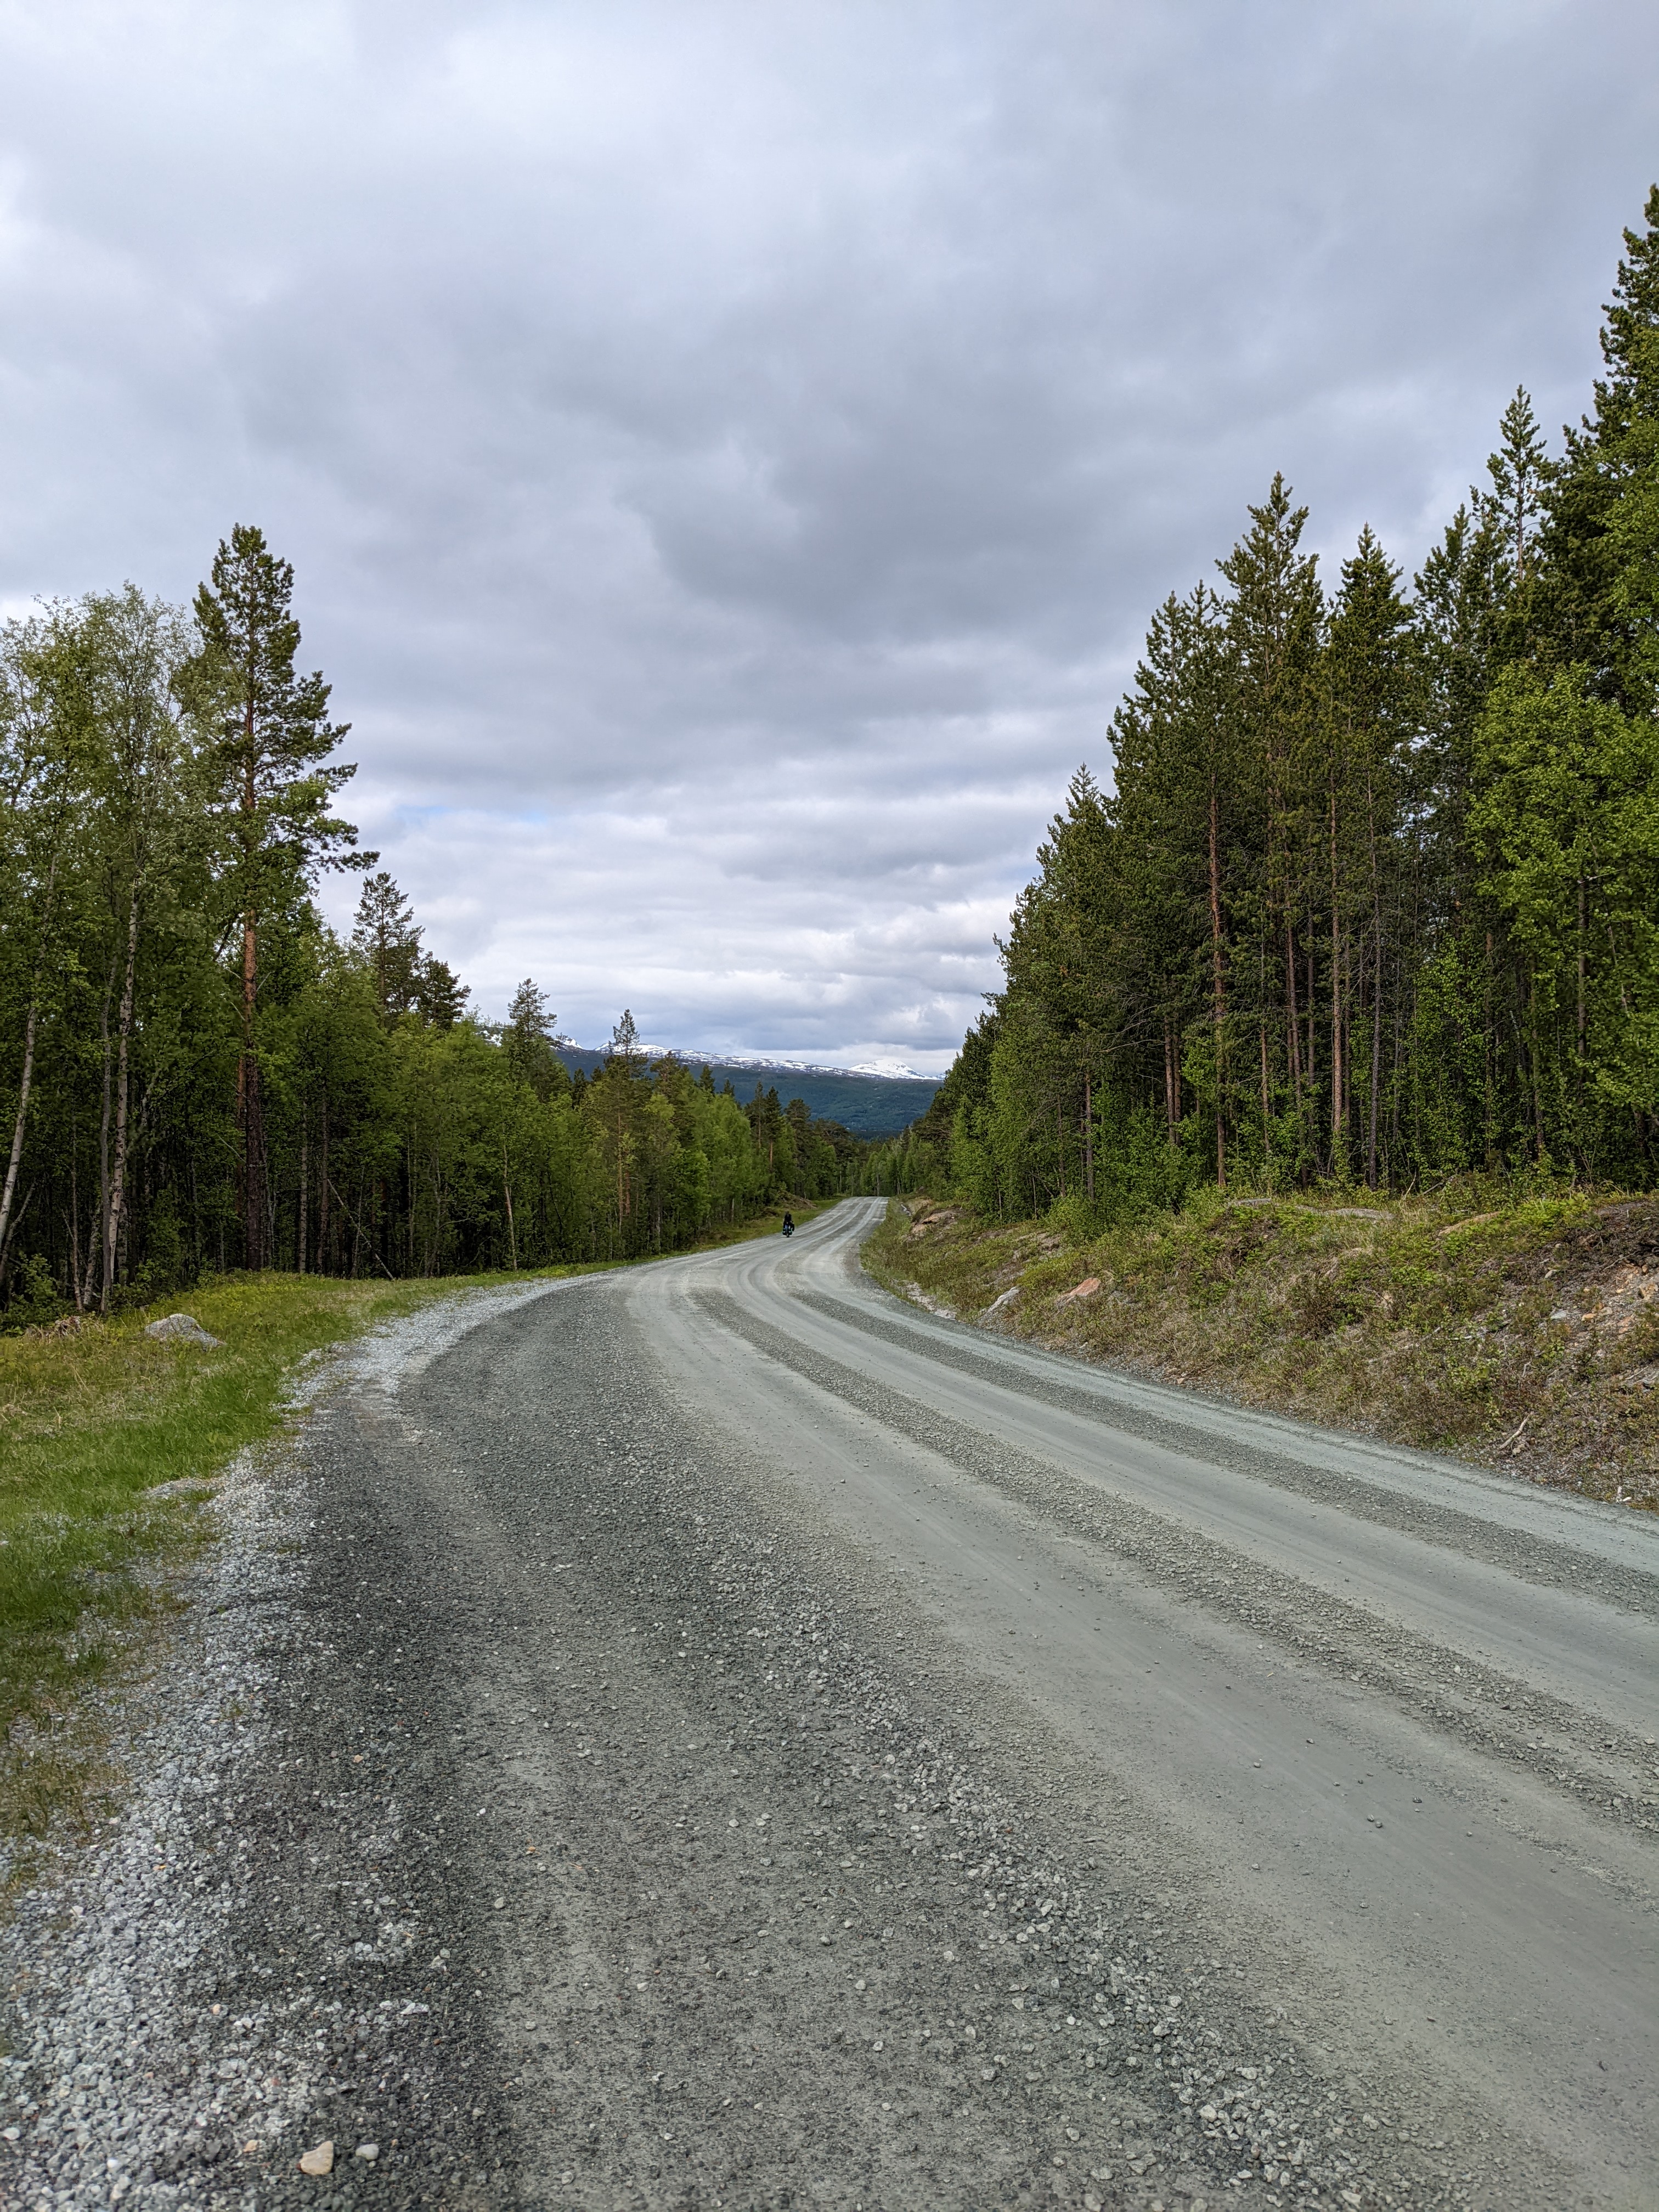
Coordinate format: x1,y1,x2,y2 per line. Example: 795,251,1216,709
865,1187,1659,1511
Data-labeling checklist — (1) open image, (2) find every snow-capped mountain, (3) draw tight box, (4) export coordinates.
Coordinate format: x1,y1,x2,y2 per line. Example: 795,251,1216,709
554,1039,934,1082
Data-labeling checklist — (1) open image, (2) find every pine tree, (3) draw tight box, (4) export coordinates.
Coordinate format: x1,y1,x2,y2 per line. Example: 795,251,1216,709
607,1007,645,1075
185,526,369,1265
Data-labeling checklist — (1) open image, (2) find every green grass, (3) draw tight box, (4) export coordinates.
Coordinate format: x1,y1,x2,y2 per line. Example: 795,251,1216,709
0,1195,837,1856
0,1273,468,1851
868,1186,1659,1510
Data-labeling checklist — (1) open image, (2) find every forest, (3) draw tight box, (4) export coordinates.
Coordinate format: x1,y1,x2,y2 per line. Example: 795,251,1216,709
7,190,1655,1311
909,187,1659,1226
0,529,865,1319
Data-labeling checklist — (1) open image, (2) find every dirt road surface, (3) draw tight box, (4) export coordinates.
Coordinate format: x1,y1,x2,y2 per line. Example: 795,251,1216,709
4,1199,1654,2211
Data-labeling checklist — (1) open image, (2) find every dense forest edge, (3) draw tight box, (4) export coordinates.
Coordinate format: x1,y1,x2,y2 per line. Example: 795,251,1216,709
0,533,893,1326
853,188,1659,1510
884,188,1659,1230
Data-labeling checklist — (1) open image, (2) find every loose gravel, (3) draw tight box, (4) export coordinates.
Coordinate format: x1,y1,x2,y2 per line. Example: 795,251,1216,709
0,1282,558,2211
720,1292,1659,1839
0,1263,1604,2210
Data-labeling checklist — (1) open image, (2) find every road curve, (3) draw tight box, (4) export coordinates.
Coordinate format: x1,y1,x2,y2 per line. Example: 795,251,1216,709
11,1198,1652,2212
628,1197,1658,2209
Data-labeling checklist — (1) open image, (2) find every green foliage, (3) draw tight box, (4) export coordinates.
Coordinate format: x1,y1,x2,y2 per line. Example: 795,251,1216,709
922,183,1659,1223
1471,664,1659,1160
184,524,366,910
0,543,867,1317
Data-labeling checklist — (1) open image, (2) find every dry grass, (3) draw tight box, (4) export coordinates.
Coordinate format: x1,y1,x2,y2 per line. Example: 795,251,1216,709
866,1188,1659,1510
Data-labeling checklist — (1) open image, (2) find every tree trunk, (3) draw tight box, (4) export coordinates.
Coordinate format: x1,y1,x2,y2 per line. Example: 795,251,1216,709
0,995,41,1268
236,661,266,1271
297,1119,308,1274
0,850,60,1269
1368,926,1383,1192
319,1102,330,1272
1365,770,1385,1192
1209,775,1227,1189
1329,778,1343,1172
1164,1017,1180,1147
503,1140,518,1269
91,967,115,1303
1495,933,1504,1177
1259,1012,1271,1171
1529,979,1547,1163
101,884,141,1313
1285,918,1303,1133
329,1172,396,1282
1083,1069,1094,1205
1576,871,1587,1166
80,1212,102,1312
0,1182,34,1292
69,1151,82,1312
238,908,266,1268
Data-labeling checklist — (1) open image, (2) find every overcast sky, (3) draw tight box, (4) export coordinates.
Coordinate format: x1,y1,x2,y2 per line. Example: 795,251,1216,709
2,2,1655,1070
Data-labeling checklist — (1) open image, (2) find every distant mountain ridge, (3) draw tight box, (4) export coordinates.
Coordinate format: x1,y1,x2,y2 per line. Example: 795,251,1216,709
554,1038,932,1081
553,1042,940,1138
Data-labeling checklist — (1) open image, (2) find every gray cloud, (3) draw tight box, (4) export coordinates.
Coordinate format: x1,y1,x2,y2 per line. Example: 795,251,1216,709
2,0,1655,1065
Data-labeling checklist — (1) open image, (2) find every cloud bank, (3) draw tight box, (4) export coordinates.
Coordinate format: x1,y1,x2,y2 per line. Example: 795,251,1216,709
2,0,1655,1066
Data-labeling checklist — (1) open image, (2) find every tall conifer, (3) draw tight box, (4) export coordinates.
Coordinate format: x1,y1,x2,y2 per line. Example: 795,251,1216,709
185,526,369,1265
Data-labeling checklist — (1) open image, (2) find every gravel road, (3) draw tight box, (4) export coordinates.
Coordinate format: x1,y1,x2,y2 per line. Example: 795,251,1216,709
3,1200,1655,2212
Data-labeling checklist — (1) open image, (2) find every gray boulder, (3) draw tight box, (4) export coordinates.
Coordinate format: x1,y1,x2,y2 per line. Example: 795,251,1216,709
144,1312,224,1349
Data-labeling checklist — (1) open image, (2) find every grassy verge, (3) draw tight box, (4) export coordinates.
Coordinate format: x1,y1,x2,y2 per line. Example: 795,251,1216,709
0,1197,836,1857
865,1188,1659,1511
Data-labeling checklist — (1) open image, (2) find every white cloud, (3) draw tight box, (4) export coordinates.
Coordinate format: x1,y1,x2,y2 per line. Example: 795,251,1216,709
2,0,1655,1057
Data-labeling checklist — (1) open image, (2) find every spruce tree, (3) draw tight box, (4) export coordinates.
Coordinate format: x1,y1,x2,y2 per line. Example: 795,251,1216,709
1110,586,1235,1178
1480,387,1552,660
1216,476,1324,1180
351,870,422,1019
1538,184,1659,698
505,979,566,1099
1483,389,1551,584
1325,528,1415,1186
415,953,469,1030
